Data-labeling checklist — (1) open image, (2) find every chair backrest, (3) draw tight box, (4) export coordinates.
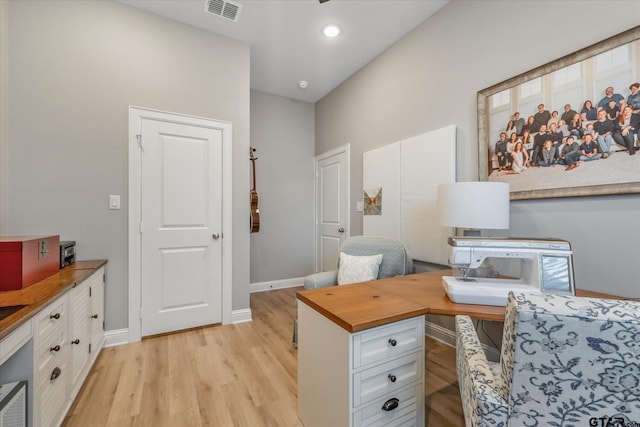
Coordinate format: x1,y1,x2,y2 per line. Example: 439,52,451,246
338,236,413,278
500,291,640,425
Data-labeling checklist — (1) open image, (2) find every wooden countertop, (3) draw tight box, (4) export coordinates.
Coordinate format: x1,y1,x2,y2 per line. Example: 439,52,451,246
0,260,107,340
297,281,428,333
297,270,625,333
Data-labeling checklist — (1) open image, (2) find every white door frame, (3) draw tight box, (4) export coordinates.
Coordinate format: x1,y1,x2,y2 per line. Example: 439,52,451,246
128,106,233,342
314,143,350,273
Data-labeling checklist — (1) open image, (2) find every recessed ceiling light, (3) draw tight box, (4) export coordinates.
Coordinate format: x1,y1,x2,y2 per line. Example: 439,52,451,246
322,24,341,38
298,80,309,89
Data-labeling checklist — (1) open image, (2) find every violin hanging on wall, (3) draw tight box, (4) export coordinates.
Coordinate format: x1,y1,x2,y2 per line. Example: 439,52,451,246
250,147,260,233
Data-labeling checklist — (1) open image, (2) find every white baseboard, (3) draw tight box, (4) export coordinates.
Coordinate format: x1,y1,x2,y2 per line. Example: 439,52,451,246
104,309,253,347
232,308,252,324
104,328,129,348
425,320,500,361
250,277,304,293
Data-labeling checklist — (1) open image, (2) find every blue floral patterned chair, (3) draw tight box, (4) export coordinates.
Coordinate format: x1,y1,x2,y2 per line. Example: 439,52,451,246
456,291,640,427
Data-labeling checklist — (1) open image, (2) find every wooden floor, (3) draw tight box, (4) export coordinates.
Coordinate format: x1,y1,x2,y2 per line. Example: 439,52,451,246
63,287,464,427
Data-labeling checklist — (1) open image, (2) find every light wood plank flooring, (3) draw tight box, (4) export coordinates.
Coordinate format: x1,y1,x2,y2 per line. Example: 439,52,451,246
63,287,464,427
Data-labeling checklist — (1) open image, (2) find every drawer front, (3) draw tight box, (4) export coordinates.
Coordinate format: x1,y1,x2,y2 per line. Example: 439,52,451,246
353,316,424,369
34,296,67,350
353,383,422,427
34,327,66,387
35,362,68,427
353,351,423,407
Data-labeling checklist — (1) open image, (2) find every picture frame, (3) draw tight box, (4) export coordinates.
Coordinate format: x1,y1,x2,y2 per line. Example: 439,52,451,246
478,26,640,200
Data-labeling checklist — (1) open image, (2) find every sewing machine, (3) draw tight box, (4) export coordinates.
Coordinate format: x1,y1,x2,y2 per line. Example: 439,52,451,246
442,237,575,306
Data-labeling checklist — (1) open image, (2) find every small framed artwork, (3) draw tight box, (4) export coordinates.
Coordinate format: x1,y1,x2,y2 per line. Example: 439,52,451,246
363,187,382,215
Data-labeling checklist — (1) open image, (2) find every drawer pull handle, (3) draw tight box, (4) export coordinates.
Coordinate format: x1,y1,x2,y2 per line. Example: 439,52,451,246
50,367,62,381
91,314,99,319
381,397,399,412
71,339,80,345
388,338,397,347
49,345,61,352
50,313,61,320
388,374,397,383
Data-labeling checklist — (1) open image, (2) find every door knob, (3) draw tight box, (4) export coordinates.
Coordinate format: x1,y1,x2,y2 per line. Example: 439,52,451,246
212,233,220,240
338,227,345,233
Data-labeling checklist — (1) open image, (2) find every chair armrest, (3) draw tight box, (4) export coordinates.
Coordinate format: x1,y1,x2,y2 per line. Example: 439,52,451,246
303,270,338,290
455,316,508,426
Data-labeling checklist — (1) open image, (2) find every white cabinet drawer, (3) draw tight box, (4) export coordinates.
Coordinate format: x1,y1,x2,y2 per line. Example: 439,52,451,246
34,327,66,387
35,361,68,427
34,297,67,350
353,383,422,427
353,316,423,369
353,351,423,407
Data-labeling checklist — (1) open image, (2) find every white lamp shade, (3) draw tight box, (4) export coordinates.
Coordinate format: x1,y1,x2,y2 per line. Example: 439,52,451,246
437,182,510,230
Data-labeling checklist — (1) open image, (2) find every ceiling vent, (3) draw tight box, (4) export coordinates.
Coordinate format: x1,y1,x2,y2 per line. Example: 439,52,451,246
205,0,242,23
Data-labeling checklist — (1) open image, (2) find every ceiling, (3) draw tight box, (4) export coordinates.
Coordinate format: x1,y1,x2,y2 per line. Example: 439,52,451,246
117,0,448,103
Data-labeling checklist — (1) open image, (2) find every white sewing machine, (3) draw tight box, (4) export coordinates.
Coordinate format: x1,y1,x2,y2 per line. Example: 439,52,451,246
442,237,575,306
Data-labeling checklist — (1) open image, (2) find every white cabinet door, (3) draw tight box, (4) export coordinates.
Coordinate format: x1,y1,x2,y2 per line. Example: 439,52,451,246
89,268,105,357
69,281,91,394
69,267,105,398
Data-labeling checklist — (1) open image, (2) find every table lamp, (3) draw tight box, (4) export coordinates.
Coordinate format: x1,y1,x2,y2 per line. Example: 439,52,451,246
436,181,510,236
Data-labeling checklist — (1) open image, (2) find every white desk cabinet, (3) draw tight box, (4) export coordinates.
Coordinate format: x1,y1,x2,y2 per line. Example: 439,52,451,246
298,301,424,427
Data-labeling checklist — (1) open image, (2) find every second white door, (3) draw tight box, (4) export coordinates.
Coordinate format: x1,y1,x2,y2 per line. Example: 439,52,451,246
315,145,350,272
140,117,223,336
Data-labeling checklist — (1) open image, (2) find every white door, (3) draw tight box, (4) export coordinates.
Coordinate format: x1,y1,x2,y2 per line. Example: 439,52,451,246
139,117,223,336
315,145,350,272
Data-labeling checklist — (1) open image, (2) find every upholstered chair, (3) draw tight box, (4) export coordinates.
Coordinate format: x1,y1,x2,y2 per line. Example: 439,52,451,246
304,235,413,290
293,236,413,345
456,291,640,427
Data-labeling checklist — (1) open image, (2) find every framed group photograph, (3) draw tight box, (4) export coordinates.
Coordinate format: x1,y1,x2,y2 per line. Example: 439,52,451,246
478,26,640,200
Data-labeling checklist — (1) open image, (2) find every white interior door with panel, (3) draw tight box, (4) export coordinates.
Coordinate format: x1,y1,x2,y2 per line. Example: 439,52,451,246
129,107,233,342
139,117,223,337
315,145,350,272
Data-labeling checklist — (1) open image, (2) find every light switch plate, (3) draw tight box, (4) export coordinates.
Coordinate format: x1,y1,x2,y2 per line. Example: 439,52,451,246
356,201,364,212
109,195,121,210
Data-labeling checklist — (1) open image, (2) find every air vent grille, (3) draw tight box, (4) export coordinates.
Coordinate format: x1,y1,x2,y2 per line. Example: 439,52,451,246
205,0,242,23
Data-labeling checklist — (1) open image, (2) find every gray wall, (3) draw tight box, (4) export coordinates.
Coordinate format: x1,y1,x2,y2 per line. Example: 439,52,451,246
316,0,640,298
1,0,251,330
0,1,7,233
250,90,315,284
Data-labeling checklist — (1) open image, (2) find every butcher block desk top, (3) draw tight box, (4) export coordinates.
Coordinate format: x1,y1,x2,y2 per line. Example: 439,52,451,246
0,260,107,340
296,270,622,333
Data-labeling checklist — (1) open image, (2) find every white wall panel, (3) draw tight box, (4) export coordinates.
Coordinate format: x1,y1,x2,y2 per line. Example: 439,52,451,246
363,126,456,265
363,142,401,241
